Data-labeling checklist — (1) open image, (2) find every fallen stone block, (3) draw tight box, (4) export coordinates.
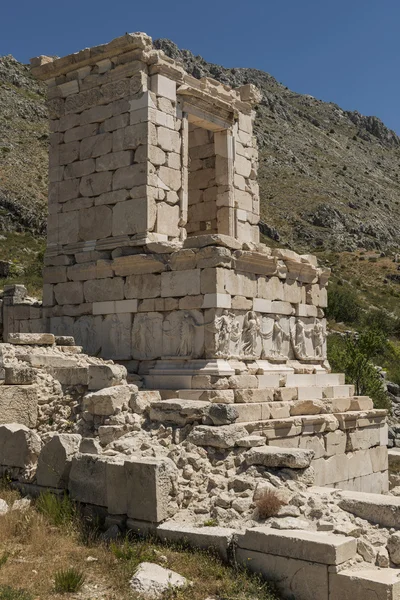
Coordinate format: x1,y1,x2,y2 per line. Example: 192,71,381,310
8,333,55,345
88,363,127,390
338,490,400,528
329,567,400,600
157,522,236,560
36,433,81,488
0,385,38,428
4,366,36,385
130,390,160,415
83,385,135,416
149,399,209,426
244,446,314,469
0,424,42,468
130,562,189,598
236,548,328,600
50,366,89,386
125,457,177,523
208,403,239,425
187,424,249,448
68,454,108,506
236,527,356,565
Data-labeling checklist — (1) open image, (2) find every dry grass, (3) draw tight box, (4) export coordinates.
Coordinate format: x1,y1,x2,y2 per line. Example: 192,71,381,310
0,488,280,600
255,490,286,520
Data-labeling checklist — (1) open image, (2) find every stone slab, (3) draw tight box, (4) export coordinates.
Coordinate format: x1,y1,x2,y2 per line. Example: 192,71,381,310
7,333,55,345
329,568,400,600
244,446,314,469
157,522,236,560
236,527,356,565
0,385,38,428
125,457,176,523
338,490,400,528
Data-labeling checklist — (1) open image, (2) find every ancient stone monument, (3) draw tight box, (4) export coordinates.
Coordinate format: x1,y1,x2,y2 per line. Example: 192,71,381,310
0,31,397,600
30,32,330,391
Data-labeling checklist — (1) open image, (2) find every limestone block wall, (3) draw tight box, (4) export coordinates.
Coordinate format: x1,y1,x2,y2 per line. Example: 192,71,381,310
248,412,389,493
32,245,329,372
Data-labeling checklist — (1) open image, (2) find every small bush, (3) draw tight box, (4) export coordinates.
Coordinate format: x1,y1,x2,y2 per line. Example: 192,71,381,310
255,490,286,519
0,587,33,600
203,518,218,527
54,568,85,593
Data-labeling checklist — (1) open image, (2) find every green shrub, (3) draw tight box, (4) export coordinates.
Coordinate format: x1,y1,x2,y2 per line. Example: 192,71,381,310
327,331,391,410
54,568,85,593
36,492,77,528
0,586,33,600
326,283,361,324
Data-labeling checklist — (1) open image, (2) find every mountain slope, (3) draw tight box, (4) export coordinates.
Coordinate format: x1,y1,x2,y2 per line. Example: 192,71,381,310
0,55,47,234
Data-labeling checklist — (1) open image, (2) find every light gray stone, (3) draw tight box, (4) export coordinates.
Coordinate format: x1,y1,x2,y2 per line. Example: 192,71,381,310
36,433,81,488
83,385,136,416
88,363,127,391
245,446,314,469
149,399,209,426
7,333,55,345
0,385,38,428
68,454,108,506
125,457,177,522
0,424,42,468
338,490,400,528
187,424,249,448
129,562,188,598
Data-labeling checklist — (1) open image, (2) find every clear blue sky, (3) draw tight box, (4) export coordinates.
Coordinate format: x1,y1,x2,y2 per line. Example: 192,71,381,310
2,0,399,133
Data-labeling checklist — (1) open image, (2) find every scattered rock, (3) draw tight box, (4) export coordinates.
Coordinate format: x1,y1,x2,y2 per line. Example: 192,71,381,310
129,562,189,598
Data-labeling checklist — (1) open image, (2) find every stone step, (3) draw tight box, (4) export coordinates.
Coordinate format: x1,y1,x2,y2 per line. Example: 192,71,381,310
148,399,380,429
242,410,387,438
176,385,355,404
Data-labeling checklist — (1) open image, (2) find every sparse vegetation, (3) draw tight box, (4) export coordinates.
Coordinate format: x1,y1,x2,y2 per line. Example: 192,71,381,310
255,489,286,519
0,489,280,600
0,586,33,600
54,567,85,593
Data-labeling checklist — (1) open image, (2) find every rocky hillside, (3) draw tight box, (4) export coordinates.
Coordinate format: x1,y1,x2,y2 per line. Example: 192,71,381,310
0,55,47,234
1,42,400,252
